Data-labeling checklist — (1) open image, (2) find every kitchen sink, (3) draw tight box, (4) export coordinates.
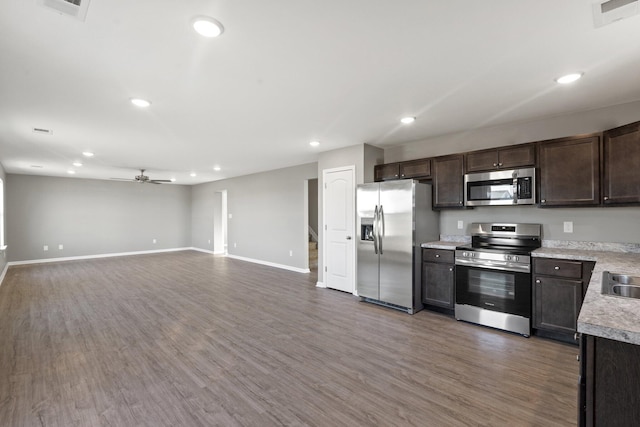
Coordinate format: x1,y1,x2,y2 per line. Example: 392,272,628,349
602,271,640,299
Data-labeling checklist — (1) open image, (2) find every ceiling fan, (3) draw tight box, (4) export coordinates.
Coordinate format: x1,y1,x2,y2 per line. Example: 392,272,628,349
110,169,173,184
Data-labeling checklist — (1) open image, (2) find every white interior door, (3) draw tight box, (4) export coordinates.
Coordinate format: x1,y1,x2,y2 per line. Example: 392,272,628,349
323,167,355,293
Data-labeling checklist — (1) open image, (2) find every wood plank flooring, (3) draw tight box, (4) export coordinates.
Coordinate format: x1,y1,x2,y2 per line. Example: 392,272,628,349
0,251,579,426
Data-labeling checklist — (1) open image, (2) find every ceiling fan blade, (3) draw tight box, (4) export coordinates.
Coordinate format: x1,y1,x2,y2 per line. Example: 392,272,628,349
109,178,134,181
149,180,172,183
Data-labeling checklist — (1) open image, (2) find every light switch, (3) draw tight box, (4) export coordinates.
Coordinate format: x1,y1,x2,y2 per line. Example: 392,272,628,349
43,245,48,251
457,220,464,230
563,221,573,233
58,244,63,250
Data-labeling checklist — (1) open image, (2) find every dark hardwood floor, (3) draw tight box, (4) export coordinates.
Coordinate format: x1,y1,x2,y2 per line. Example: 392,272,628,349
0,251,578,426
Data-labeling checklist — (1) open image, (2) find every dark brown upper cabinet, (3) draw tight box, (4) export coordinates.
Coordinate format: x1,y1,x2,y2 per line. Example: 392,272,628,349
399,158,431,179
602,120,640,206
374,163,400,181
537,134,601,207
465,143,536,173
432,154,465,208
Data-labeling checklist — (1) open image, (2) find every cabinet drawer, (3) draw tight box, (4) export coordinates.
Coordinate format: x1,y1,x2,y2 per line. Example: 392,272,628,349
534,258,583,279
422,248,454,264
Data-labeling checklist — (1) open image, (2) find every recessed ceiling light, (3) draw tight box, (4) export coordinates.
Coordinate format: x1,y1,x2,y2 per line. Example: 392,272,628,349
401,117,416,124
67,170,76,175
170,178,176,182
30,165,43,168
309,141,320,147
73,162,83,167
190,172,197,177
555,73,583,84
213,166,221,171
130,98,151,108
193,16,224,37
82,151,94,157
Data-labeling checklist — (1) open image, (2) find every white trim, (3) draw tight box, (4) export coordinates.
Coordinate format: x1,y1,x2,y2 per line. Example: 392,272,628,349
322,165,357,294
316,281,326,288
7,247,192,266
190,247,216,255
0,263,8,286
226,254,310,274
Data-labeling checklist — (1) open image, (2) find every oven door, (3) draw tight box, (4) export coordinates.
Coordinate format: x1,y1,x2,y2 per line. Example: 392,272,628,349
455,264,531,318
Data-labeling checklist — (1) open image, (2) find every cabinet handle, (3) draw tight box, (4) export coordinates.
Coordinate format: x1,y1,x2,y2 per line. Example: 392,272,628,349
535,279,541,283
498,162,503,166
604,196,609,201
541,199,546,203
554,266,560,270
493,163,497,167
435,254,440,258
449,267,453,272
459,201,463,205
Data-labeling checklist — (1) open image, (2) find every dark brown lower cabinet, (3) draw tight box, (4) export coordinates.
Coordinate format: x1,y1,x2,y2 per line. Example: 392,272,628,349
421,248,455,311
579,334,640,426
533,258,594,342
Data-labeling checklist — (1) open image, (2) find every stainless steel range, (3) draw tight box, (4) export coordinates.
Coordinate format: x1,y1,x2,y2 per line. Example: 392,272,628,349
455,223,541,337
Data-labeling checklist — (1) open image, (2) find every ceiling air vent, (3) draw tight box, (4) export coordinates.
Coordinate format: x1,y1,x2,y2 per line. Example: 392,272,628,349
38,0,92,21
593,0,639,27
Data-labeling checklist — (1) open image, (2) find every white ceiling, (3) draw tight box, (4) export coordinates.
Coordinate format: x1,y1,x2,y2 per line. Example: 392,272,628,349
1,0,640,185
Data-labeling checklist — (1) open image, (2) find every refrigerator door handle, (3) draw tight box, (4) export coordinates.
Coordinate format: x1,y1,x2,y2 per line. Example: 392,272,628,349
379,205,384,255
373,205,379,254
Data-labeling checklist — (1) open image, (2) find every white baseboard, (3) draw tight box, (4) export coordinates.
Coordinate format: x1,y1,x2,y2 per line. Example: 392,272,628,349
189,247,218,255
7,247,193,266
316,281,326,288
226,254,310,274
0,263,8,287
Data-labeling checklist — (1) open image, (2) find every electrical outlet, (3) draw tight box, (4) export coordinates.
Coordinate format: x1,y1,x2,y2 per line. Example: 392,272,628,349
152,239,157,244
58,244,63,250
43,245,48,251
289,250,293,256
234,242,237,248
563,221,574,233
228,213,233,219
208,239,211,244
457,220,464,230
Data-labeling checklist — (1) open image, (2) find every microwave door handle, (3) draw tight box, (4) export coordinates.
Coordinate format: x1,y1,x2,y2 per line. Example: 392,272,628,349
373,205,379,254
512,178,518,204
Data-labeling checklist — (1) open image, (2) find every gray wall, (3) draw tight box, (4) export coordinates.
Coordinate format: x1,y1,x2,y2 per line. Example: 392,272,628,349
191,162,317,270
6,175,192,262
0,164,6,274
383,100,640,244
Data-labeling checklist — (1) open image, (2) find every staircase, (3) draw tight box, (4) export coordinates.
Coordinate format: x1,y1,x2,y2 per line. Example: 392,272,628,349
308,239,318,271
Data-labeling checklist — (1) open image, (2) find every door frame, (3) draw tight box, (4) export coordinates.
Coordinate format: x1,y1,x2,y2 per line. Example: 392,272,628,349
321,165,356,294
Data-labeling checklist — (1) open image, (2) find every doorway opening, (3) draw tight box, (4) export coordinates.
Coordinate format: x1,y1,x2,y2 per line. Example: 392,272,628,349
308,178,319,272
213,190,228,255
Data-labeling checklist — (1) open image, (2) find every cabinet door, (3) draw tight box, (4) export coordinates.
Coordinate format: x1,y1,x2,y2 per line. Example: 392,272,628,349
422,262,454,309
533,275,582,333
603,120,640,205
538,135,600,207
498,144,536,169
432,155,464,208
374,163,400,182
399,158,431,179
465,149,498,173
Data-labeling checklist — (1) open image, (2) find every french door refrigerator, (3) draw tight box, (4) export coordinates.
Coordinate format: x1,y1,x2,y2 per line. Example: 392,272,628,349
357,180,439,314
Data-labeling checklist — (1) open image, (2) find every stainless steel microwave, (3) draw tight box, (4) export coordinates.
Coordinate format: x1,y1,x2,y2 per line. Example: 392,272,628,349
464,167,536,206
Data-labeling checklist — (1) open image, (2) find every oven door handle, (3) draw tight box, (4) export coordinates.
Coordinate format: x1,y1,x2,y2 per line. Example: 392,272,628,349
455,258,530,273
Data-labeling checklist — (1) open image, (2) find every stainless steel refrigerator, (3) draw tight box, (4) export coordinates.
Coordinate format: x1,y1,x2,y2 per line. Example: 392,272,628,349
357,180,439,314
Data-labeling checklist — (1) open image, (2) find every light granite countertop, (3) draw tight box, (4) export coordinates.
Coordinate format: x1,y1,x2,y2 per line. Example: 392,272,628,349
533,247,640,345
420,241,459,250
